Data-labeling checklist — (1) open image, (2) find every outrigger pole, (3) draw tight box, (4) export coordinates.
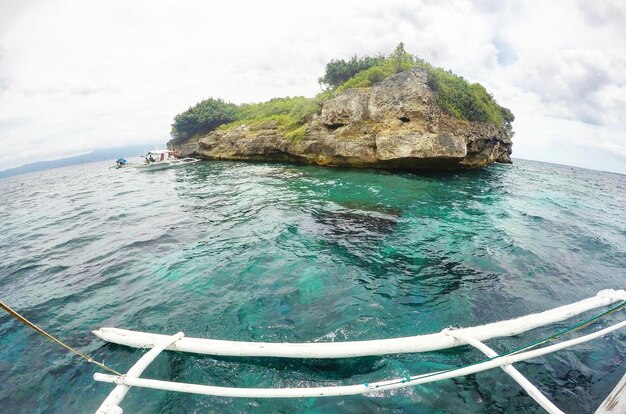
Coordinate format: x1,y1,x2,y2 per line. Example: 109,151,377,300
94,289,626,358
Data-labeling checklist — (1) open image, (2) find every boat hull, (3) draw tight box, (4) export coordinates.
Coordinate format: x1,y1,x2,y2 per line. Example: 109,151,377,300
133,158,200,171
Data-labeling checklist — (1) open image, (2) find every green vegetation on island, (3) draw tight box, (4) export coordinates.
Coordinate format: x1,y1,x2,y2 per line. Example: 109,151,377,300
170,98,238,143
217,93,332,141
170,43,513,143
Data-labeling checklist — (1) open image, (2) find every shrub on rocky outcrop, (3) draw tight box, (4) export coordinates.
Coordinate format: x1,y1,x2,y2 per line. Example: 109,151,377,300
426,68,514,128
216,93,331,140
318,54,385,90
170,98,238,143
329,43,514,129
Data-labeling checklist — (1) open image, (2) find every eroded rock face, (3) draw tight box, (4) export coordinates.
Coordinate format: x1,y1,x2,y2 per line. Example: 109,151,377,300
170,68,513,170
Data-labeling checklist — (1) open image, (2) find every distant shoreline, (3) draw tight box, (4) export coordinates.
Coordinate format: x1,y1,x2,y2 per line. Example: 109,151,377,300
0,144,164,179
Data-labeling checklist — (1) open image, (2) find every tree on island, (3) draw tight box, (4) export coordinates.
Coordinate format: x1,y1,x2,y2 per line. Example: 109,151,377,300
170,98,238,143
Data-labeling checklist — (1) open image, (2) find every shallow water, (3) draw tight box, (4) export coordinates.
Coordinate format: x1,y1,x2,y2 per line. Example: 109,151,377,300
0,159,624,413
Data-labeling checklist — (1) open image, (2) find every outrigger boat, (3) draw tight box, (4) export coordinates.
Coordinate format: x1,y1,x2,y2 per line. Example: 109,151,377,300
2,289,624,414
86,288,625,414
133,150,199,171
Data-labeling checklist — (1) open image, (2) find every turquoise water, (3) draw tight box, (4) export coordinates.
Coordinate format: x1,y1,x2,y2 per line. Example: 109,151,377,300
0,159,624,413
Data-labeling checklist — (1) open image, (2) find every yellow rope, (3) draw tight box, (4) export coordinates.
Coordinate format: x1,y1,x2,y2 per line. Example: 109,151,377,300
0,300,122,376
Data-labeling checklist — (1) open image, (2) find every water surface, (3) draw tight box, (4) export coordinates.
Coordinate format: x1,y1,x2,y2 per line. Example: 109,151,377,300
0,159,624,413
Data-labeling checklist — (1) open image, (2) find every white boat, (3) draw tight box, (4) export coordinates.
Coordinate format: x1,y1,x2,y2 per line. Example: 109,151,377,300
132,150,199,171
90,289,626,414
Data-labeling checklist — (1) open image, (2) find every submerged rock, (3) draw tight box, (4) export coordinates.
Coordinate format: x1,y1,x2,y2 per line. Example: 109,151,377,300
171,68,513,171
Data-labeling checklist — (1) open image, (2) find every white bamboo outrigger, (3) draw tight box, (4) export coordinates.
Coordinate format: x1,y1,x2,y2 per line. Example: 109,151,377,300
93,289,626,414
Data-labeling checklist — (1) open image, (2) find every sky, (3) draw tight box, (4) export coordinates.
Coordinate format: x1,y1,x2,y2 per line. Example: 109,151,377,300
0,0,625,174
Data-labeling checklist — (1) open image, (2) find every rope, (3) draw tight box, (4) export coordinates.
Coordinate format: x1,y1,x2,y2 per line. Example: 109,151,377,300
0,300,122,376
374,299,626,389
507,299,626,355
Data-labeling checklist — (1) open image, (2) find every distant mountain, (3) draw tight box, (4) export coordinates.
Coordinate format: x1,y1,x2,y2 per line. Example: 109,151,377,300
0,144,164,179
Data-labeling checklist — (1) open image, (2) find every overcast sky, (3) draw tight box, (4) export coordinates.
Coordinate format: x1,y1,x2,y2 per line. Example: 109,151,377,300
0,0,624,173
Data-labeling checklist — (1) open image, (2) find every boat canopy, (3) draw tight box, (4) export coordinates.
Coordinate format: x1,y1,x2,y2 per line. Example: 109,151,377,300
145,150,173,156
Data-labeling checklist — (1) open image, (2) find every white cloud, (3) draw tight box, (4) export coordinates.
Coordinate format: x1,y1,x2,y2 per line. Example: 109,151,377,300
577,0,626,28
510,49,626,125
0,0,624,173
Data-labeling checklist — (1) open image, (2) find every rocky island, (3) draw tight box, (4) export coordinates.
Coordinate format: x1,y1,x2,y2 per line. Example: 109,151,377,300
169,44,514,171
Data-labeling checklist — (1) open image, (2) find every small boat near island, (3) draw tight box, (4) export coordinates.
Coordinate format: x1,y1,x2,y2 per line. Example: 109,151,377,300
113,157,127,169
132,150,200,171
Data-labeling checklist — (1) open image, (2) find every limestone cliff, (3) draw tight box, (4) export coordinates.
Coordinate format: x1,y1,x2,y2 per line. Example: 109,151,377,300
170,68,513,170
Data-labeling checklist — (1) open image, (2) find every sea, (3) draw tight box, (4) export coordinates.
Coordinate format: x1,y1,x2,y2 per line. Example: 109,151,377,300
0,158,624,413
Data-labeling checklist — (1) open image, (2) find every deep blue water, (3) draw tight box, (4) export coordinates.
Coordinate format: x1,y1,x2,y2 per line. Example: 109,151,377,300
0,159,624,413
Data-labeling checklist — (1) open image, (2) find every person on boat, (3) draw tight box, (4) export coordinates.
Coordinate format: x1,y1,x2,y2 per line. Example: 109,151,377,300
160,152,165,161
